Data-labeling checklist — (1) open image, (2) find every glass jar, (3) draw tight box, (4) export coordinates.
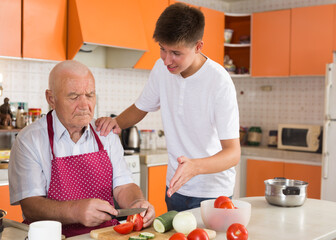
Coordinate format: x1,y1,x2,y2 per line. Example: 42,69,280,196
140,130,152,150
247,126,262,146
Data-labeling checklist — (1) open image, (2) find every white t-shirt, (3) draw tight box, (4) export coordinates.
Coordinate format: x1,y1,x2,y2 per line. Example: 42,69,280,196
9,110,133,205
135,58,240,198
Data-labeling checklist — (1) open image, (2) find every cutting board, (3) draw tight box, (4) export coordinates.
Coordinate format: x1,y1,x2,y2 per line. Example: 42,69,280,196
91,226,177,240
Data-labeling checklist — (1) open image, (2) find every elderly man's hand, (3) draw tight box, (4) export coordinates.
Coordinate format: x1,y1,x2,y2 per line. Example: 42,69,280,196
129,200,155,228
73,198,118,227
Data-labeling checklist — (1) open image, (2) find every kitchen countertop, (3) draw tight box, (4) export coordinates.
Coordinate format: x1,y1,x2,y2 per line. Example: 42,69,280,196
139,146,322,165
3,197,336,239
54,197,336,239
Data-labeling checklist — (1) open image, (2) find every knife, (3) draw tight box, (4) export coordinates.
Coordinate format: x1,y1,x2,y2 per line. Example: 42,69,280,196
104,208,147,219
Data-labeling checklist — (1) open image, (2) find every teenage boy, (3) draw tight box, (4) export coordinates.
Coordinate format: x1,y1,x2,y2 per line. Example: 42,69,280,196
96,2,241,211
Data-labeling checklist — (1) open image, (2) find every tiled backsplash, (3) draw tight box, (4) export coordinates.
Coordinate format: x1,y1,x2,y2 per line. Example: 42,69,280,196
0,59,325,147
0,0,331,147
234,76,324,145
0,59,162,131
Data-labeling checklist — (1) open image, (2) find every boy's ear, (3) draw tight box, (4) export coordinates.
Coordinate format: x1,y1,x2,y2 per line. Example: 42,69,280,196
195,40,204,53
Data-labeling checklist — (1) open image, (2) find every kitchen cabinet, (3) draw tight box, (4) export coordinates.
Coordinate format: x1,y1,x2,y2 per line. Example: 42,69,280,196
0,0,21,58
141,162,168,217
251,9,290,77
147,165,167,217
200,7,224,65
134,0,169,70
224,13,251,77
246,159,321,199
22,0,67,61
334,5,336,51
290,4,334,76
0,185,23,222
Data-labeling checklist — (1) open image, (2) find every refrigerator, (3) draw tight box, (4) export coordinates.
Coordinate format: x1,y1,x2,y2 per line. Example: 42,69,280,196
322,62,336,202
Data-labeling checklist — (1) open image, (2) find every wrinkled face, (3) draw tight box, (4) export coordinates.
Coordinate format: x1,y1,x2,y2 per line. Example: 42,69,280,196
159,42,201,77
53,72,96,131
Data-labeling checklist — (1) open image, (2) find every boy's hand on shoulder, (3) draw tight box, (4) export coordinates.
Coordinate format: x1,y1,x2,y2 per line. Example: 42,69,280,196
95,117,121,136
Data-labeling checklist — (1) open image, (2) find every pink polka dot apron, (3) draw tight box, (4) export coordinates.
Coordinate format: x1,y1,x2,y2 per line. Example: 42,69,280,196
46,111,119,237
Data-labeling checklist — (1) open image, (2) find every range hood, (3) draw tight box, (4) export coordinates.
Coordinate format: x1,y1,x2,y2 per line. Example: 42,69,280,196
67,0,148,68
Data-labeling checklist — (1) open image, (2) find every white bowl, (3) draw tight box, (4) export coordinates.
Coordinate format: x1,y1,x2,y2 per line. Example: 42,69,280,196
200,199,251,232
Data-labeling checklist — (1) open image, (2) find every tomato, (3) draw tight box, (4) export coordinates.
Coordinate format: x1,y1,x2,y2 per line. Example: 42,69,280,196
214,196,235,209
169,232,188,240
113,222,134,234
187,228,209,240
127,213,143,231
226,223,248,240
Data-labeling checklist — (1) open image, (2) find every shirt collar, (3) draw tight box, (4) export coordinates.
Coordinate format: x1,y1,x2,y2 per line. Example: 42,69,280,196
51,110,90,142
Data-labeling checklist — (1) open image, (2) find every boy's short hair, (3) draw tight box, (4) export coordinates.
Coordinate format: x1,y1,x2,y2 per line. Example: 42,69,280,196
153,2,205,46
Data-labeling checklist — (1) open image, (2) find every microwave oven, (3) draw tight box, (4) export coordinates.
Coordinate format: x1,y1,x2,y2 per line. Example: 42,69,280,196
277,124,322,152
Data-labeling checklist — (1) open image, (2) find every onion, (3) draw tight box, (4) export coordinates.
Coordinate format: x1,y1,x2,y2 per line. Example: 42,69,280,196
172,211,197,235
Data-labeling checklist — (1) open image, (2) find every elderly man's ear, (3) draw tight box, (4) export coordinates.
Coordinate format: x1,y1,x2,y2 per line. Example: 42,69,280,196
45,90,56,109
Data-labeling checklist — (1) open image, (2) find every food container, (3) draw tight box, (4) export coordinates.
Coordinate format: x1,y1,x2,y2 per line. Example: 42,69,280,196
200,199,251,232
224,29,234,43
264,178,308,207
247,126,262,146
0,209,7,240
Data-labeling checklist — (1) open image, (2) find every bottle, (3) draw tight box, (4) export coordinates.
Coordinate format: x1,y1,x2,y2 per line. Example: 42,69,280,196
16,106,25,129
268,130,278,147
150,130,157,150
247,126,262,146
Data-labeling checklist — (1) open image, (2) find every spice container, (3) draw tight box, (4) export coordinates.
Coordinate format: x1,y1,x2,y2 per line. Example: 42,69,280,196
268,130,278,147
247,126,262,146
28,108,41,122
140,130,152,150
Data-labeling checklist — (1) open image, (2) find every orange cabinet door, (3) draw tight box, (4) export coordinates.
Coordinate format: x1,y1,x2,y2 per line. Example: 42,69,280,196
148,165,168,216
0,185,23,222
251,9,290,77
23,0,67,61
134,0,169,70
200,7,224,65
0,0,21,58
333,5,336,51
290,5,334,76
284,163,321,199
246,159,284,197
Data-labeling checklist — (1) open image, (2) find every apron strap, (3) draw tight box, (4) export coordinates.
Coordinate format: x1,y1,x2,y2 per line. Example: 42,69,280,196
89,124,104,151
47,111,105,156
47,110,56,159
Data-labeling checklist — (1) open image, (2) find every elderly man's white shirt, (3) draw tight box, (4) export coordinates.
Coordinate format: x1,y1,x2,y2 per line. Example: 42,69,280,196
9,111,133,205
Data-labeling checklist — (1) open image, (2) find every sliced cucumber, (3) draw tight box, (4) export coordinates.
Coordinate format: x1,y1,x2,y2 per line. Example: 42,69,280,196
153,210,178,233
139,232,155,239
128,236,147,240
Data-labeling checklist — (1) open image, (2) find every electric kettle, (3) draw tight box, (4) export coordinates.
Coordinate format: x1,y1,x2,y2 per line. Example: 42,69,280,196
121,126,140,152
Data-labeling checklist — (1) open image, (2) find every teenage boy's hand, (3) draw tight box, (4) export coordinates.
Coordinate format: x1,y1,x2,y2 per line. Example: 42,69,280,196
167,156,198,197
95,117,121,136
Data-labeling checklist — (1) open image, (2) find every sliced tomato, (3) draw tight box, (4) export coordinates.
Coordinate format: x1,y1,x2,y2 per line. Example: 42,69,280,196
226,223,248,240
187,228,209,240
127,213,143,231
169,232,188,240
113,222,134,234
214,196,235,209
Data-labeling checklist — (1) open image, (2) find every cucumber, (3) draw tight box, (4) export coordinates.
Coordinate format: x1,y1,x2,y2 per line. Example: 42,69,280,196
128,236,147,240
153,210,178,233
139,232,155,239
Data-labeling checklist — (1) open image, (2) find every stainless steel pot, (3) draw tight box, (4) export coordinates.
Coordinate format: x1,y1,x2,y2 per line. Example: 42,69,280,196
264,178,308,207
0,209,7,240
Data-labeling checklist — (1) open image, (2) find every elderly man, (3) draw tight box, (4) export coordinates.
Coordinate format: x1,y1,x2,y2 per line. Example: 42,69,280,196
8,60,155,237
